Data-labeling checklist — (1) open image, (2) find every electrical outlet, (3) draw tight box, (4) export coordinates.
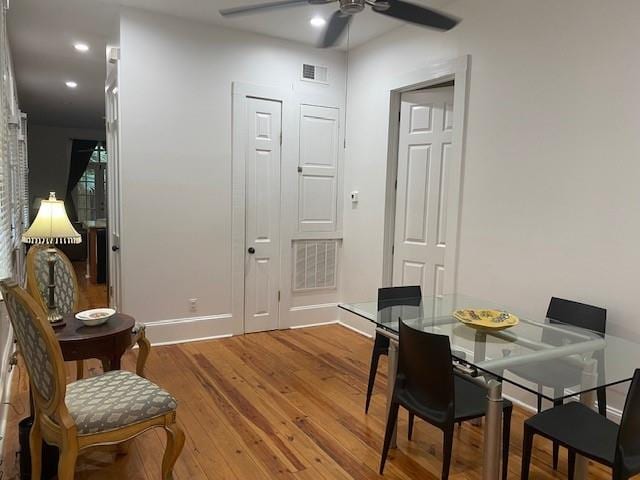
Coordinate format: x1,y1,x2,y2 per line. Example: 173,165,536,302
189,298,198,313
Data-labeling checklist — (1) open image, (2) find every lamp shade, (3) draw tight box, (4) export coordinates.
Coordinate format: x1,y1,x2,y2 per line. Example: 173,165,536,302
22,192,81,245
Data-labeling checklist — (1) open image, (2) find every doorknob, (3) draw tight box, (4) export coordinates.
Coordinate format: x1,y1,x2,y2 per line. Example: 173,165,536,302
247,247,255,254
111,245,120,252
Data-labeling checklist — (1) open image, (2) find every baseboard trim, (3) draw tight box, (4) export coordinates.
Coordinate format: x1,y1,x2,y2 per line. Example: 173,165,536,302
150,333,234,347
290,320,339,330
286,303,339,329
289,302,338,312
288,319,373,339
337,321,374,338
145,313,235,346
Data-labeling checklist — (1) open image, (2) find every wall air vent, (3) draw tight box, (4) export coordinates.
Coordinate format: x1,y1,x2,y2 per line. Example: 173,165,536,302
293,240,338,291
301,64,328,84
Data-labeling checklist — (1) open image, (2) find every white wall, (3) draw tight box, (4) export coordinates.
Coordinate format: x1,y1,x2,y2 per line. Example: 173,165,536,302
27,124,105,212
118,8,346,340
340,0,640,411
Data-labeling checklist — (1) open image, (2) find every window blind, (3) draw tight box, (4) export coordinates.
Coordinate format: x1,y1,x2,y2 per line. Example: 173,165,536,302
0,0,23,281
0,91,12,280
19,114,28,230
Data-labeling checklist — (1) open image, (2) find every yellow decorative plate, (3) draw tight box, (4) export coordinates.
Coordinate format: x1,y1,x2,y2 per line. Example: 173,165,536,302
453,309,519,331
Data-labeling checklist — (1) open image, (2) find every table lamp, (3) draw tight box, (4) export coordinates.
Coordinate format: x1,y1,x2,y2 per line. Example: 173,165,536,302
22,192,81,324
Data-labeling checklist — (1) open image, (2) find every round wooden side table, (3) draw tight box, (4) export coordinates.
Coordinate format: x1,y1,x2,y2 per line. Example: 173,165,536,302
56,312,135,371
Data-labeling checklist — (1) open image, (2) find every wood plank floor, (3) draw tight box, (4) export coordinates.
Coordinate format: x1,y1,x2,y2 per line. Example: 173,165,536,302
1,272,612,479
73,261,108,311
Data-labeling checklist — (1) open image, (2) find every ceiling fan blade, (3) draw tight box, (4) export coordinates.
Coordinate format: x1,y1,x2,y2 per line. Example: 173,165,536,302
220,0,312,17
319,11,352,48
372,0,459,31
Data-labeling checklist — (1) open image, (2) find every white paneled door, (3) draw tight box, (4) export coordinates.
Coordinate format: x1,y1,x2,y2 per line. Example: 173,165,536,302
106,77,121,310
244,97,282,333
392,87,455,297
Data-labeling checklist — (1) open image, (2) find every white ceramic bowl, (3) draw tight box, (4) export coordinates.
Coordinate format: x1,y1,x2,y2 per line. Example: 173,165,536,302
75,308,116,327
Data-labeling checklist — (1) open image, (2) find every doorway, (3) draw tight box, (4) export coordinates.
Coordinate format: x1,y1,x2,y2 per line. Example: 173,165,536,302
392,86,455,296
243,97,283,333
382,56,470,296
72,142,107,223
105,56,122,311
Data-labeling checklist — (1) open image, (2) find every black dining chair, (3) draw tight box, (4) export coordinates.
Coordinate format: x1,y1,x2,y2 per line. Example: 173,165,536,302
506,296,607,469
522,369,640,480
380,321,513,480
365,285,421,413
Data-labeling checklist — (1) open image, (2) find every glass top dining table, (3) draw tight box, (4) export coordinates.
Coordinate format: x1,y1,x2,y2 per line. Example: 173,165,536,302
339,293,640,480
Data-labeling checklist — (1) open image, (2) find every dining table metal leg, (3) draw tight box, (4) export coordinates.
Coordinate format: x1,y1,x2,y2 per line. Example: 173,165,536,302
575,358,598,480
472,331,488,426
483,378,503,480
387,338,399,448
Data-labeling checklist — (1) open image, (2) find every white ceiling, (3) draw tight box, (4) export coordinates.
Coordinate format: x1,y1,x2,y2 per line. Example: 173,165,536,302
7,0,455,129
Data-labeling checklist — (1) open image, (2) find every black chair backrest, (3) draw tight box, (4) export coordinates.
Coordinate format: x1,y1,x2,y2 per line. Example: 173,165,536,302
398,320,454,422
616,369,640,463
542,297,606,349
546,297,607,335
378,286,422,309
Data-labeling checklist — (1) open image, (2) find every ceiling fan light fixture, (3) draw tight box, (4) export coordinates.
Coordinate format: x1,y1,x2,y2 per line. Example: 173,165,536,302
310,16,326,27
74,42,89,52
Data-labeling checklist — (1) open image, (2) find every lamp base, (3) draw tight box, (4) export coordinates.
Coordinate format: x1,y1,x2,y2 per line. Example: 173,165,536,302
45,247,65,328
47,310,65,328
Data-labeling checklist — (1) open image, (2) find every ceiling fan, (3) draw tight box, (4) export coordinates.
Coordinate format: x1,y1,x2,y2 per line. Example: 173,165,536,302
219,0,460,48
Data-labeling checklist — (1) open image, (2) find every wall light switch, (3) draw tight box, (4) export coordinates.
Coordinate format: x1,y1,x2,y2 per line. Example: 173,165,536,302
350,191,359,203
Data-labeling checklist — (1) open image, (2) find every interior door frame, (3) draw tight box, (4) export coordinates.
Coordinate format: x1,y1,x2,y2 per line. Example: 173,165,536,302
231,82,294,334
105,49,122,310
382,55,470,294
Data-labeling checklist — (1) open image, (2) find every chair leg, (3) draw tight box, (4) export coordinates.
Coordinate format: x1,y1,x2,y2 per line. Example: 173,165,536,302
379,402,400,475
502,406,512,480
136,331,151,378
162,422,185,480
611,466,628,480
76,360,84,380
521,425,534,480
365,348,383,413
597,387,607,417
552,392,563,470
442,427,454,480
408,412,415,440
29,415,42,480
57,442,78,480
567,449,576,480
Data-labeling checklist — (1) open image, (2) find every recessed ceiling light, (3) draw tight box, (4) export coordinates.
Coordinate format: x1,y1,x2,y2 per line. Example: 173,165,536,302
65,81,78,89
74,43,89,52
310,16,326,27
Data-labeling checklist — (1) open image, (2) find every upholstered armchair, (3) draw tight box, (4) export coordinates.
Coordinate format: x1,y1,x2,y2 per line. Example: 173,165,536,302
0,280,184,480
25,245,151,378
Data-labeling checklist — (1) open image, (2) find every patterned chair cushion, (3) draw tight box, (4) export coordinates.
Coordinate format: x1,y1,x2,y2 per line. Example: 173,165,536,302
65,370,177,435
33,249,76,315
